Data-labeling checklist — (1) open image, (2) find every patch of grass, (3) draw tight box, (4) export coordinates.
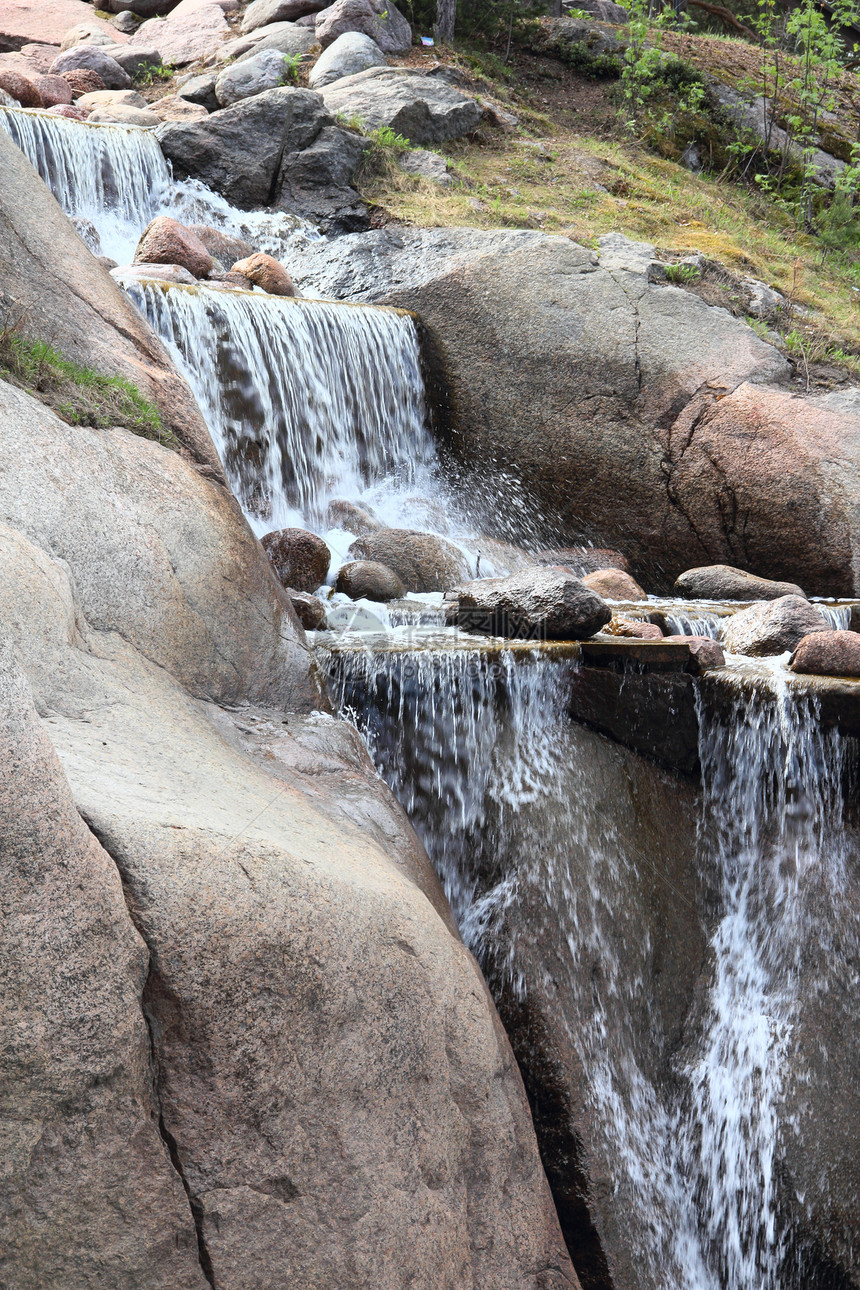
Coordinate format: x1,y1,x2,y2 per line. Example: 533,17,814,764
665,261,702,282
134,61,175,87
0,322,172,443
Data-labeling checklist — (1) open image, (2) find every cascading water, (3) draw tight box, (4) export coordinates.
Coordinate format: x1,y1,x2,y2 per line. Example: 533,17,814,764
323,634,858,1289
0,106,313,264
125,279,438,531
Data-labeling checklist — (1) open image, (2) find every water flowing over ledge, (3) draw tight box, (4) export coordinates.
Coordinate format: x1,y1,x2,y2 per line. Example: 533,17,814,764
126,280,436,532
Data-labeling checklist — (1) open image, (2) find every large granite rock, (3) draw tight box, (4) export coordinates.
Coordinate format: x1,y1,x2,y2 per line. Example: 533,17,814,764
674,564,806,601
721,594,829,657
309,28,385,87
0,0,120,47
242,0,324,31
0,125,217,470
128,2,229,64
451,567,611,640
156,86,367,228
790,628,860,676
214,46,291,106
348,528,471,592
290,229,860,596
320,65,483,143
0,377,577,1289
49,42,131,87
315,0,411,52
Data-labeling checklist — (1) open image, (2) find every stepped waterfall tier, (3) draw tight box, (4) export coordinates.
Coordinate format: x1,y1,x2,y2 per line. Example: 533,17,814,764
4,73,860,1290
126,281,436,530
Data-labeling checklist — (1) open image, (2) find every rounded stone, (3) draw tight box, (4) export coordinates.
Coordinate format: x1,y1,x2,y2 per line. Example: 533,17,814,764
336,560,404,602
0,70,44,107
262,528,331,593
50,45,132,90
229,252,295,296
133,216,214,280
790,629,860,677
61,68,108,95
582,567,647,601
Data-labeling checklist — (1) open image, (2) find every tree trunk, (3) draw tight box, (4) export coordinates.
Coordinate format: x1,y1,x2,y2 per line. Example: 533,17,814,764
435,0,456,43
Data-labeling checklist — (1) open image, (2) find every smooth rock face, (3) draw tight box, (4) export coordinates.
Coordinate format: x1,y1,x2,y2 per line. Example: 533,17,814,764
76,87,148,108
0,126,217,469
150,92,209,120
295,229,852,593
583,567,647,601
188,223,255,264
721,595,829,657
176,70,217,106
316,0,412,53
674,563,807,601
50,43,132,88
453,568,612,640
214,47,290,106
0,378,575,1289
308,29,385,87
60,20,115,49
320,66,482,143
0,647,207,1290
336,559,405,601
100,41,162,75
134,216,214,279
47,101,89,118
243,0,324,31
348,528,471,592
128,3,229,64
790,629,860,676
0,0,120,47
262,526,331,593
230,251,295,294
156,86,331,209
89,103,160,124
398,146,450,184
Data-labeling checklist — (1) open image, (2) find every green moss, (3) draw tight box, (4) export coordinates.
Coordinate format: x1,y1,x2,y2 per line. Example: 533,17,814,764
0,326,173,444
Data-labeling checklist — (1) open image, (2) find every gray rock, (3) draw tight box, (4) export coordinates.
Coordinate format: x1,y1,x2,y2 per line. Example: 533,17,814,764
50,44,132,89
111,10,141,33
316,0,412,53
398,146,450,184
214,47,290,106
231,21,318,62
99,42,163,77
156,86,331,208
674,564,806,601
348,528,471,592
709,79,844,188
176,71,218,109
308,30,386,87
276,122,369,231
742,276,784,318
60,22,115,50
336,559,405,601
88,103,161,125
320,66,482,143
451,567,611,640
0,125,215,469
242,0,325,32
105,0,179,15
721,595,829,656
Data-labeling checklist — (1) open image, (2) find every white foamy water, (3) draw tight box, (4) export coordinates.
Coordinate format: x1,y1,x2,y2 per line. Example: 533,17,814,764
124,279,440,533
0,106,315,264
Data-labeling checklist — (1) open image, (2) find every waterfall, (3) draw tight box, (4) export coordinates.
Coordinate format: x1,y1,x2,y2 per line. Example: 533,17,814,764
126,280,437,532
0,106,312,264
816,603,853,629
684,678,850,1288
324,636,857,1288
664,612,724,639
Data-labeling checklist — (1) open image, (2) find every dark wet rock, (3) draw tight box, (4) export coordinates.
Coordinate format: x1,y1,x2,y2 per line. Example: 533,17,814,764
50,44,132,89
176,70,218,110
133,216,214,280
325,497,382,535
674,564,806,602
315,0,411,53
336,559,404,601
790,629,860,677
662,633,725,669
319,66,482,144
348,528,469,593
262,526,331,593
452,568,611,641
288,587,327,629
155,87,334,211
721,595,828,657
583,567,647,601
